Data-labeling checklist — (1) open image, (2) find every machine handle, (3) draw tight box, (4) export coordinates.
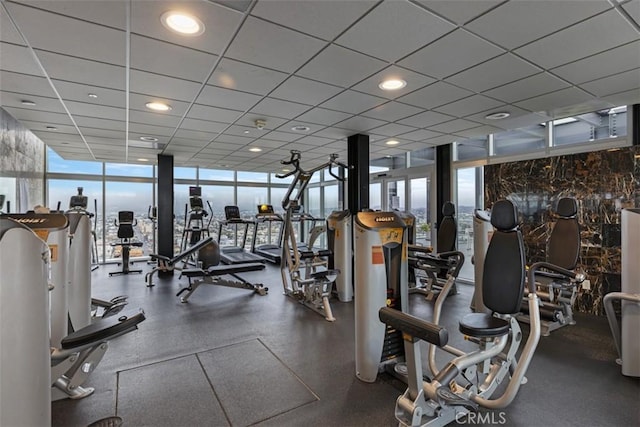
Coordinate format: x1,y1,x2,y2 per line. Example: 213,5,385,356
527,262,585,294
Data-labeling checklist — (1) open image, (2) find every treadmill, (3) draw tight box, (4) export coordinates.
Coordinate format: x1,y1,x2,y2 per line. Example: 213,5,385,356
217,206,266,265
252,204,284,264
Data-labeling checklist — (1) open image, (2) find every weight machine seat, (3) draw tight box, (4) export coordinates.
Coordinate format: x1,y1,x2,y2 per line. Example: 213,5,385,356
111,241,143,247
546,197,581,271
310,269,340,281
299,249,332,259
459,313,510,338
460,200,525,338
60,311,145,350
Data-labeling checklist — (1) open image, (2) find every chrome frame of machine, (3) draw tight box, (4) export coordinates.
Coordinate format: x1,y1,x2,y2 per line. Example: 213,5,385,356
275,150,347,322
353,210,408,382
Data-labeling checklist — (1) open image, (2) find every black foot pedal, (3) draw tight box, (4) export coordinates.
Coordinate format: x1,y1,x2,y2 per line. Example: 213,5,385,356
87,416,123,427
435,387,478,411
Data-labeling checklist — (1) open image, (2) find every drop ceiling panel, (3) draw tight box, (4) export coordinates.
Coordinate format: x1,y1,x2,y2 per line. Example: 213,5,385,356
398,29,504,79
430,118,482,134
249,97,310,119
334,116,387,133
172,129,216,142
5,2,126,65
187,104,243,123
295,135,336,146
65,101,125,122
130,35,217,82
34,131,83,143
0,43,43,76
483,73,571,104
514,88,594,115
434,95,503,118
130,70,201,102
370,123,417,137
248,138,287,148
13,0,127,29
336,1,454,62
580,68,640,97
352,66,436,99
3,107,73,126
397,128,444,142
550,40,640,84
226,16,325,73
129,123,175,137
128,109,183,128
362,101,423,122
73,116,123,131
295,108,352,126
320,90,386,114
622,0,640,22
250,0,374,41
312,126,355,140
514,10,640,69
196,85,261,111
181,118,227,133
235,113,288,130
416,0,503,25
259,131,300,143
1,91,64,113
602,88,640,107
466,0,611,49
396,110,456,128
52,80,125,108
214,134,253,145
464,106,537,129
445,54,541,92
453,125,502,138
397,82,473,109
78,127,125,139
36,51,125,90
1,8,25,45
208,58,288,96
270,76,343,106
130,1,242,55
296,45,387,88
274,121,324,134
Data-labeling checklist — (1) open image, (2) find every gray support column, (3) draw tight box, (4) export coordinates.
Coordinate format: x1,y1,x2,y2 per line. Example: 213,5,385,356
347,134,370,213
436,144,452,237
157,154,174,275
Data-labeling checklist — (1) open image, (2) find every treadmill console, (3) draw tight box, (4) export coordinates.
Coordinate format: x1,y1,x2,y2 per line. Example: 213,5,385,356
224,205,241,221
258,204,275,215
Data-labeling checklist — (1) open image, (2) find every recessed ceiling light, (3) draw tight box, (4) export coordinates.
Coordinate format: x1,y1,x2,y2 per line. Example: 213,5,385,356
385,140,399,146
243,130,250,134
282,168,290,172
145,102,172,112
485,111,511,120
88,93,98,99
291,125,310,132
249,147,262,153
46,126,57,130
21,100,36,106
379,79,407,91
161,11,205,36
139,136,159,142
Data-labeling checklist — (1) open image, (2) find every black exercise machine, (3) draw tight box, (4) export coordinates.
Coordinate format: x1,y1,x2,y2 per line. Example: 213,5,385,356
177,240,268,303
251,204,284,264
109,211,143,276
145,237,215,287
217,205,266,264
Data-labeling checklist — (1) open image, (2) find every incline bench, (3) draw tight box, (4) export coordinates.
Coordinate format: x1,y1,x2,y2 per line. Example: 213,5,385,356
145,237,215,287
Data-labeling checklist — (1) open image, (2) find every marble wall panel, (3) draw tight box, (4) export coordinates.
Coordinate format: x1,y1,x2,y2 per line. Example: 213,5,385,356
485,146,639,315
0,108,45,210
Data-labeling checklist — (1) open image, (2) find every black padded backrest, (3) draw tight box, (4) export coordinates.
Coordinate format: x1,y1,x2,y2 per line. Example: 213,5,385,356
437,201,456,252
483,200,525,314
199,241,221,269
224,205,241,220
117,211,135,239
548,197,580,270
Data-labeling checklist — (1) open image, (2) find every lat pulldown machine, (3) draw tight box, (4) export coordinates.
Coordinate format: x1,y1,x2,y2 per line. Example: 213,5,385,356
276,150,348,321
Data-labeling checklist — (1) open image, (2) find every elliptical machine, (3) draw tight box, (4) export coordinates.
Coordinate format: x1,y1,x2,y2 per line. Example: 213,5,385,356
179,186,213,266
276,150,347,321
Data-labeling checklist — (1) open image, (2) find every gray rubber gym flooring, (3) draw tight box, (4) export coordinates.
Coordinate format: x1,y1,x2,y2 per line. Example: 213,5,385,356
52,262,639,427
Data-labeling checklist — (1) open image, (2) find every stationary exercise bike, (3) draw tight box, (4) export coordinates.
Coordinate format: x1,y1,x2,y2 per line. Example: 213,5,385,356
379,200,584,426
109,211,143,276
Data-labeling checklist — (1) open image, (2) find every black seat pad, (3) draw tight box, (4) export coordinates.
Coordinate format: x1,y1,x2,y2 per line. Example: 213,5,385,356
535,270,571,283
61,311,145,349
459,313,509,338
182,262,265,278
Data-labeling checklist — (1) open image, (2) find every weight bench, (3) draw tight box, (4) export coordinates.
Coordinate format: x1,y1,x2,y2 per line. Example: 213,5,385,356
51,310,145,400
176,240,268,303
145,237,214,287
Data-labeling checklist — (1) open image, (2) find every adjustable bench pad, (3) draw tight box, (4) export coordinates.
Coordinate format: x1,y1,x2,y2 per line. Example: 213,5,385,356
61,311,146,350
149,237,214,265
182,262,265,278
